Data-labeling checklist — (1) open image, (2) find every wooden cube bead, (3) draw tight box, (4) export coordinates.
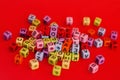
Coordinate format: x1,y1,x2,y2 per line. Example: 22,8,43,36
9,42,18,52
94,17,102,26
16,37,24,46
64,52,71,61
62,59,71,69
57,51,64,61
94,38,103,48
71,53,79,61
83,17,90,26
88,62,99,73
43,15,51,24
14,54,23,64
98,27,106,37
66,17,73,25
80,33,88,43
23,40,30,48
20,47,29,58
28,14,36,23
87,29,96,36
47,42,55,52
110,31,118,40
35,51,44,61
52,65,62,76
3,30,12,40
95,55,105,65
49,51,57,57
81,49,90,59
32,19,41,26
29,59,39,70
29,25,37,32
48,55,58,65
103,38,111,47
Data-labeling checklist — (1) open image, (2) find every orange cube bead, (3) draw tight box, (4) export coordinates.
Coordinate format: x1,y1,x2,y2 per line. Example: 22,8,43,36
14,54,23,64
104,38,111,47
88,29,96,36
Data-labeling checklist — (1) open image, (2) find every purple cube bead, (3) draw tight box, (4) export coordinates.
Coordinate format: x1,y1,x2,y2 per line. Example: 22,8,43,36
43,48,49,57
3,31,12,40
87,37,94,47
95,55,105,65
20,28,27,37
111,31,118,40
43,15,51,24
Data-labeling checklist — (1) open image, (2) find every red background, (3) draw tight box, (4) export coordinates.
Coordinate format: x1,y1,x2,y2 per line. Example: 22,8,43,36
0,0,120,80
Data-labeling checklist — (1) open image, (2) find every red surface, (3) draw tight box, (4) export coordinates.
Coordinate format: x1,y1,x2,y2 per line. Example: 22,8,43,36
0,0,120,80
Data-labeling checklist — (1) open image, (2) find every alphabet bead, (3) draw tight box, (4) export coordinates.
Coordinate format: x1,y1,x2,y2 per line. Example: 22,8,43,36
94,17,102,26
52,65,62,76
87,29,96,36
36,39,44,50
20,47,29,58
28,14,36,23
19,28,27,37
103,38,111,47
3,30,12,40
32,19,41,26
43,15,51,24
23,40,30,48
29,25,36,32
72,43,80,54
14,54,23,64
64,52,71,61
48,55,58,65
95,55,105,65
81,49,90,59
50,23,58,38
71,53,79,61
94,38,103,48
80,33,88,43
29,59,39,70
31,30,41,39
83,17,90,26
87,37,94,47
66,17,73,25
98,27,106,37
110,31,118,40
47,42,55,52
55,41,63,51
62,59,71,69
57,51,64,61
88,62,99,73
16,37,24,46
35,51,44,61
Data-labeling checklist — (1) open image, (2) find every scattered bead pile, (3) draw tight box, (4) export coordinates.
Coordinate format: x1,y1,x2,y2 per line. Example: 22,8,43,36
4,14,118,76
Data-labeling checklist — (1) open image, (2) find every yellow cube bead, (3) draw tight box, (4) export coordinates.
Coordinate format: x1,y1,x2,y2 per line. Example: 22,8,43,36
94,17,102,26
50,22,57,26
23,40,30,48
57,51,64,61
52,65,62,76
48,55,58,65
16,37,24,46
63,52,71,61
50,38,58,43
83,17,90,26
49,51,57,57
32,19,41,26
20,47,29,58
71,53,79,61
62,59,71,69
29,59,39,70
28,42,36,52
29,37,36,44
29,25,37,32
43,38,51,47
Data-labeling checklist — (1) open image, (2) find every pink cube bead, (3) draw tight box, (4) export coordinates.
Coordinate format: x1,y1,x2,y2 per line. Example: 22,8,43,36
88,62,99,73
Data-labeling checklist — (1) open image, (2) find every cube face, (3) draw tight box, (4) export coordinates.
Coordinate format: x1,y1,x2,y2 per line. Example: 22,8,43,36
28,43,35,52
31,30,41,39
88,62,99,73
87,37,94,47
28,14,36,23
50,25,58,38
29,59,39,70
98,27,106,37
35,51,44,61
48,55,58,65
47,42,55,52
32,19,41,26
55,41,63,51
62,59,70,69
66,17,73,25
83,17,90,26
81,49,90,59
111,31,118,40
80,33,88,43
94,17,102,26
72,37,80,44
72,43,80,54
29,25,36,32
87,29,96,36
95,55,105,65
71,53,79,61
16,37,24,46
23,40,30,48
3,31,12,40
36,39,44,49
57,51,64,61
63,52,71,61
72,31,80,40
94,38,103,48
20,48,29,58
43,15,51,24
52,65,62,76
14,54,23,64
20,28,27,37
103,38,111,47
